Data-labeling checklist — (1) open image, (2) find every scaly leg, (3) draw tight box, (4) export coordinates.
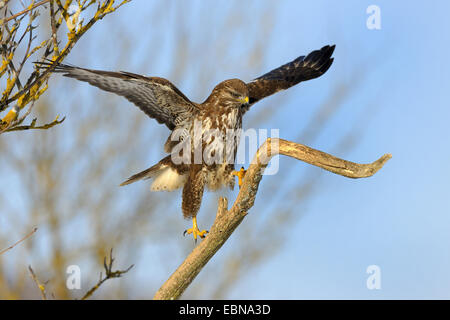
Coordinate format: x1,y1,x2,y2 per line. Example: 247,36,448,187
232,166,247,188
183,217,208,242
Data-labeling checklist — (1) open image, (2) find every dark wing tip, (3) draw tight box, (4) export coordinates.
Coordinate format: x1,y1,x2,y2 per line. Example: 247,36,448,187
307,44,335,63
320,57,334,75
245,44,336,109
320,44,336,56
324,44,336,51
320,45,335,73
305,44,336,76
312,45,335,62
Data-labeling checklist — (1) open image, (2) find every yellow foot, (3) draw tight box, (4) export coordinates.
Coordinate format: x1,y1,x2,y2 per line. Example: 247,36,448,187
183,217,208,242
232,167,247,188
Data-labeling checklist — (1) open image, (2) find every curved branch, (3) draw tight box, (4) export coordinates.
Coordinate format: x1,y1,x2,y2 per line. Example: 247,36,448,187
153,138,391,300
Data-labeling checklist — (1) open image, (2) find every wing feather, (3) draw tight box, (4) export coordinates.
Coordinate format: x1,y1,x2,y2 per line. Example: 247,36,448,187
246,45,335,109
36,62,197,130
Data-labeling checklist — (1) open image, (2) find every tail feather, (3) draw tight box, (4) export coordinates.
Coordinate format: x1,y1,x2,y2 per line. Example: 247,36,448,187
120,156,188,191
120,161,165,186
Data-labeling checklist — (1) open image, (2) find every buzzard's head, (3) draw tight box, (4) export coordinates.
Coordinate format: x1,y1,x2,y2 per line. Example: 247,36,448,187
207,79,249,109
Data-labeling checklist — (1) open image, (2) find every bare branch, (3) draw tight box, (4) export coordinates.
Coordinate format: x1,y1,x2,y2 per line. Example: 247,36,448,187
4,115,65,132
28,265,47,300
0,0,132,129
80,248,134,300
0,227,37,256
153,138,391,299
0,0,51,25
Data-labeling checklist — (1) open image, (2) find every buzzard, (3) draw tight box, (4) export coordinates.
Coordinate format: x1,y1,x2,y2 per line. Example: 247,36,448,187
38,45,335,241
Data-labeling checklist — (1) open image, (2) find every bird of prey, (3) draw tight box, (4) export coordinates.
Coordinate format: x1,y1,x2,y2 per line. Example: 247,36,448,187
37,45,335,241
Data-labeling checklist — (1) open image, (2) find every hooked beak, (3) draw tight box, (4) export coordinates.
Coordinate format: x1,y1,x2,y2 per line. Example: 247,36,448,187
238,96,249,105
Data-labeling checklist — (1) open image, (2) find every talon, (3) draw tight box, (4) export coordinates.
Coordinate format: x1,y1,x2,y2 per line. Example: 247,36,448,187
184,217,208,242
232,167,247,188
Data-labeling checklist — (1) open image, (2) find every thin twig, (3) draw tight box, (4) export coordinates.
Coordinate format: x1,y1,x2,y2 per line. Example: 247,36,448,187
80,248,134,300
153,138,391,299
0,227,38,255
1,0,51,25
4,115,65,132
49,0,59,56
28,265,47,300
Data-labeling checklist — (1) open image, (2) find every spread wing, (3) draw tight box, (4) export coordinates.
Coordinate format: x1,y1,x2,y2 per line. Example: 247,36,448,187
36,62,197,130
246,45,335,109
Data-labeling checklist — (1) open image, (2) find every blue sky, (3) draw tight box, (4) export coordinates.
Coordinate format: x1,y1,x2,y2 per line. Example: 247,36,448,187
3,0,450,299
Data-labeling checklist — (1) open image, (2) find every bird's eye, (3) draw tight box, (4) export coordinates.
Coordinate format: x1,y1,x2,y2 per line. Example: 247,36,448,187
231,92,240,98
